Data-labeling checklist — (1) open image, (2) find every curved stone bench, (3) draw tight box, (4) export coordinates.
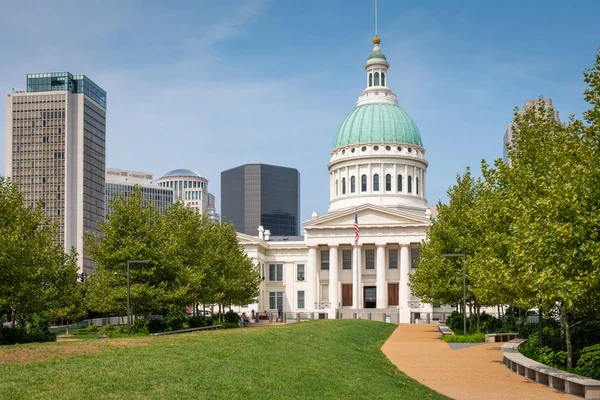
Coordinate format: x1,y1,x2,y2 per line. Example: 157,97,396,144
438,323,454,336
502,339,600,399
486,332,519,343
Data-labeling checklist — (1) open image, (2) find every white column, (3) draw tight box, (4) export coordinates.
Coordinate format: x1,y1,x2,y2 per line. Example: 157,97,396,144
376,244,386,309
352,245,361,310
400,244,410,323
329,245,339,318
307,246,318,312
357,246,362,311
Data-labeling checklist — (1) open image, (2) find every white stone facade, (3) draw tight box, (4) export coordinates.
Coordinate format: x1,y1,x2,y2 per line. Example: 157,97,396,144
234,37,453,323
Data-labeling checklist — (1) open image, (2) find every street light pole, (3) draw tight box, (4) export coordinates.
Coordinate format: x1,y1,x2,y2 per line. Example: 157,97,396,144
126,260,150,334
442,253,467,336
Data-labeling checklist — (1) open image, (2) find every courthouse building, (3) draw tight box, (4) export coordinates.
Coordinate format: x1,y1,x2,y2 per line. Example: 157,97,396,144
237,35,449,323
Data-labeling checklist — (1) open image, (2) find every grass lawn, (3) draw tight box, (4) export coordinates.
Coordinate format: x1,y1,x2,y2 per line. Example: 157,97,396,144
0,320,449,399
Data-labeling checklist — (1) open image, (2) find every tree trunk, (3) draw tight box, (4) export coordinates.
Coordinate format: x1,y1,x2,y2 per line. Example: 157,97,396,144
538,306,544,348
475,302,480,332
562,305,574,369
66,320,70,335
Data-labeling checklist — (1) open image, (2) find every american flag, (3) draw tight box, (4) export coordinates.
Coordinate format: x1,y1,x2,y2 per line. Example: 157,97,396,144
354,209,360,245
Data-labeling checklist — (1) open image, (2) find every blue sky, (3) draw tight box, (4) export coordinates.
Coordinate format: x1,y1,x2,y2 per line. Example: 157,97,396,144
1,0,598,224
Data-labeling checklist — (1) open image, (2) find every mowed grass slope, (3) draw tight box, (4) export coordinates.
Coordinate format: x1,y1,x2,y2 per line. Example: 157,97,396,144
0,320,449,400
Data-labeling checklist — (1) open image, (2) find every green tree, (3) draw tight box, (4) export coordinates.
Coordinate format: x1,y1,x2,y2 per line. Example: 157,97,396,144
0,176,79,325
84,186,184,318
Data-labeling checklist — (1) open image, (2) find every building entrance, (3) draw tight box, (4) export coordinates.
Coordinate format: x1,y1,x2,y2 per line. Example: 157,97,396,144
364,286,376,308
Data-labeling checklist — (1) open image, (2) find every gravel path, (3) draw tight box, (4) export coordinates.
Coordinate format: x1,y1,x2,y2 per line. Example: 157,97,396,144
382,324,569,400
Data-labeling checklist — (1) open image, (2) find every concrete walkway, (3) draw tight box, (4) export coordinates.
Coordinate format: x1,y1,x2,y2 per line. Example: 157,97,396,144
382,324,569,400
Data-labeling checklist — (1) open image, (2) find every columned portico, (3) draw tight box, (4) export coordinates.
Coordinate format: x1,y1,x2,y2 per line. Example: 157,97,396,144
307,245,318,311
399,244,410,323
376,243,386,308
329,245,339,317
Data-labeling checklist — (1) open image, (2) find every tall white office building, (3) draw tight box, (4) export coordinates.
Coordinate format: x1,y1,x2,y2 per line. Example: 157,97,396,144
5,72,107,276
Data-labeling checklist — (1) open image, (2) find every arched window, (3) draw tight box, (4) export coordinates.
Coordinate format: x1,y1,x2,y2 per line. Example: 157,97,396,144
342,177,346,195
386,174,391,191
381,72,385,86
335,179,338,196
374,72,380,86
369,73,373,87
408,176,412,193
361,174,367,192
351,176,356,193
397,174,403,192
416,177,419,195
373,174,379,191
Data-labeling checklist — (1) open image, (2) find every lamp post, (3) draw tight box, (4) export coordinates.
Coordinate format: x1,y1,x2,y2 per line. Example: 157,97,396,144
126,260,150,334
442,253,467,336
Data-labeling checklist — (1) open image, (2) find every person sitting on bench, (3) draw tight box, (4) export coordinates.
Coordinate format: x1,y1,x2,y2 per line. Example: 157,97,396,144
242,313,250,327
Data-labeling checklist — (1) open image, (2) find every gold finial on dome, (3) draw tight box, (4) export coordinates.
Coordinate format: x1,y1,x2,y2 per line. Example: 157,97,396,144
373,35,380,45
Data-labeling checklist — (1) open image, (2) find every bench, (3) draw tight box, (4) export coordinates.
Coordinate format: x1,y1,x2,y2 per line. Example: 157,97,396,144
438,323,454,336
485,332,519,343
150,325,222,336
258,313,270,321
502,339,600,399
98,334,108,339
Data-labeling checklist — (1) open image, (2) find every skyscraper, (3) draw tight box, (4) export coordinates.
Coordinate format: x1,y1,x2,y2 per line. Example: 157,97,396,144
105,168,173,216
503,98,562,164
221,164,300,236
5,72,107,275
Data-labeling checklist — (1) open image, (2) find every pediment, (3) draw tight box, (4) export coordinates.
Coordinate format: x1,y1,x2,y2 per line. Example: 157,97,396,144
303,204,430,230
236,232,264,245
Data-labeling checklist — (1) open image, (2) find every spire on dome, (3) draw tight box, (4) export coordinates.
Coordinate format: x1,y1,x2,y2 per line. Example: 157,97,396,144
373,35,380,45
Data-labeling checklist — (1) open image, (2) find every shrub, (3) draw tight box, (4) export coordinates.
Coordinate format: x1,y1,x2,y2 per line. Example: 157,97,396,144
27,314,56,343
224,310,241,324
165,307,188,331
0,315,56,345
572,320,600,351
147,319,167,334
445,311,463,332
188,316,205,328
220,322,239,330
441,333,485,343
102,324,115,333
538,346,568,369
86,325,98,334
130,319,148,334
574,344,600,379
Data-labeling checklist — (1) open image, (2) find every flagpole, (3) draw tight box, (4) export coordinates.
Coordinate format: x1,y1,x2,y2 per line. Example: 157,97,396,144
355,206,359,319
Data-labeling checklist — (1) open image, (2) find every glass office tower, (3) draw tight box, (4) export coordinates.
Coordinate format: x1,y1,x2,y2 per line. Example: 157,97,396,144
5,72,106,275
221,164,300,236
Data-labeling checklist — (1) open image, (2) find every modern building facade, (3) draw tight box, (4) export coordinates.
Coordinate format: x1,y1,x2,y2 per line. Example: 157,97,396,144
105,168,173,216
221,164,300,236
235,35,447,323
503,98,562,164
156,169,216,215
5,72,107,275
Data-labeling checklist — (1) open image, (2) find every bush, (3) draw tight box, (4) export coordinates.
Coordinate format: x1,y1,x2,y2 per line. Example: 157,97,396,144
102,324,115,333
165,307,188,331
86,325,98,334
572,320,600,351
224,310,241,324
220,322,239,330
575,344,600,379
538,346,568,369
0,315,56,345
188,316,205,328
130,319,148,334
441,333,485,343
147,319,167,334
445,311,463,332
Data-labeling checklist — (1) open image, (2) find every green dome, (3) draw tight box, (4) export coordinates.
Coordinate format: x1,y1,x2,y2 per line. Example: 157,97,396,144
367,50,387,60
333,103,422,149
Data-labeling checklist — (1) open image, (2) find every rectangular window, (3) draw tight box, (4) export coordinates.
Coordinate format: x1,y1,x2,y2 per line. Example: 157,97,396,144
269,292,284,310
321,284,329,302
411,249,420,269
297,291,305,309
297,264,305,281
365,249,375,269
342,250,352,269
389,249,398,269
269,264,283,281
320,250,329,270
